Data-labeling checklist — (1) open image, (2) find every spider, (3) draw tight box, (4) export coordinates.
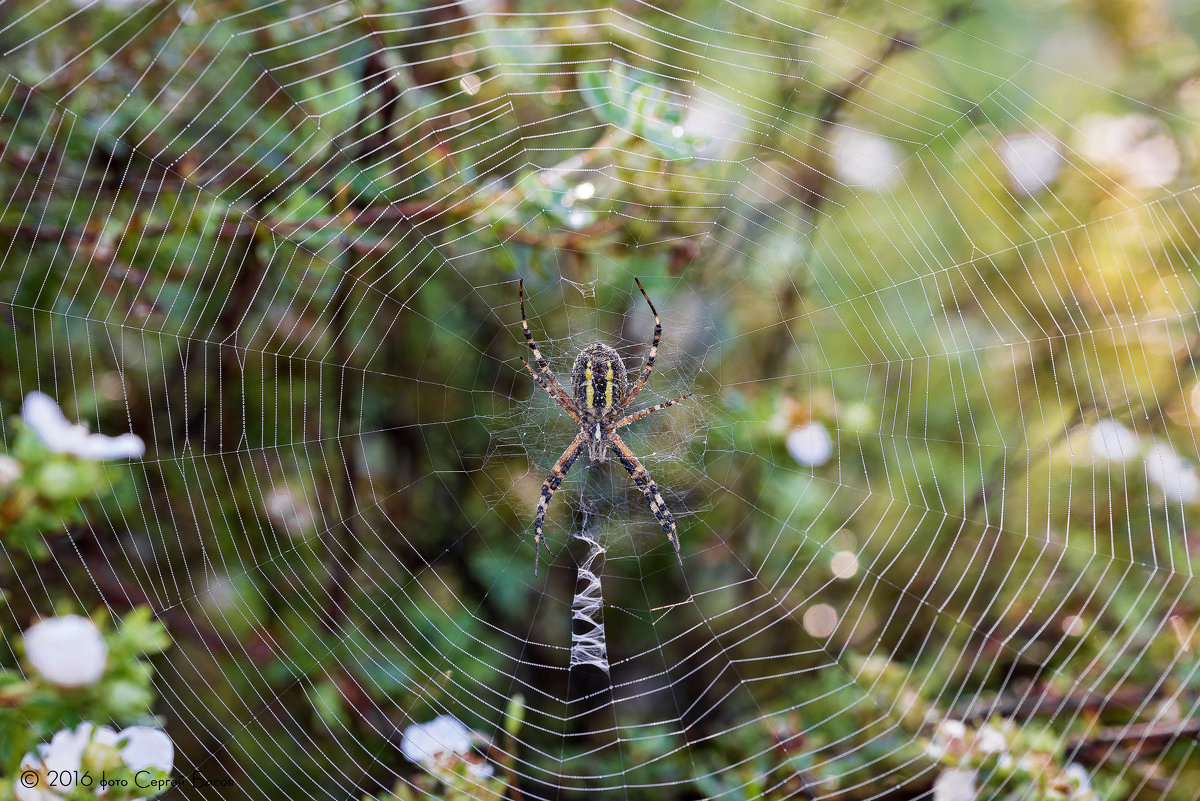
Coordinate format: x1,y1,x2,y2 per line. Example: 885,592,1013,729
519,278,692,576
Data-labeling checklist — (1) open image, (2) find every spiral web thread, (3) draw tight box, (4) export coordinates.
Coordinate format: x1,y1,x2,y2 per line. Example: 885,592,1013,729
1,0,1199,799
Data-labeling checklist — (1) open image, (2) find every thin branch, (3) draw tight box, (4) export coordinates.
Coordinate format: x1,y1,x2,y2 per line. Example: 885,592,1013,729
789,2,974,220
953,686,1152,723
323,246,360,632
1069,718,1200,759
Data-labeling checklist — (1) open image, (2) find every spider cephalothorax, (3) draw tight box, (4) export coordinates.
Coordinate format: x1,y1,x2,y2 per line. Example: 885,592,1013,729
519,279,692,575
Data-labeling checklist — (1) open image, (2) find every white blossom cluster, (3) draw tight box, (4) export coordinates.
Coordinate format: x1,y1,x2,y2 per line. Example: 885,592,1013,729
1077,113,1180,190
17,723,173,801
1143,442,1200,503
996,114,1180,199
787,422,834,467
998,133,1063,196
1086,419,1140,464
830,127,903,190
21,392,144,460
1082,418,1200,503
399,715,493,779
17,617,172,799
926,719,1093,801
0,453,21,486
263,484,316,535
23,615,108,687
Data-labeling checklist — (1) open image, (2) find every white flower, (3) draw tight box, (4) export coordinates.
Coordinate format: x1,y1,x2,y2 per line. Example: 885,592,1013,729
18,723,172,801
14,763,61,801
199,572,242,614
21,392,145,460
400,715,473,768
974,724,1007,754
116,726,174,773
1078,113,1180,189
999,133,1062,196
933,768,977,801
927,719,968,760
23,615,107,687
1144,442,1200,502
264,485,314,534
787,422,833,467
1088,419,1139,463
1063,762,1090,790
683,88,748,157
17,724,92,801
0,454,21,487
831,127,902,190
566,209,594,229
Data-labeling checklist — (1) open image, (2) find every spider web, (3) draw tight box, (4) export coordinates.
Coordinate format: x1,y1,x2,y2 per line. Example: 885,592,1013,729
1,0,1199,799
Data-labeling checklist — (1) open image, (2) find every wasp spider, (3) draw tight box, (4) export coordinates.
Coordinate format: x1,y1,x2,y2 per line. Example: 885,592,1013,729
519,279,692,575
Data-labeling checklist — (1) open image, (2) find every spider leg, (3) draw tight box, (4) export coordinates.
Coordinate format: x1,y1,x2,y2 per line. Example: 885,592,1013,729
532,432,586,576
522,357,582,423
609,431,683,567
620,278,662,410
615,393,693,429
519,280,576,410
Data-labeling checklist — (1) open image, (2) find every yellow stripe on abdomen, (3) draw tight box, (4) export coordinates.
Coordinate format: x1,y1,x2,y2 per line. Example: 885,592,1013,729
604,362,614,408
584,361,595,409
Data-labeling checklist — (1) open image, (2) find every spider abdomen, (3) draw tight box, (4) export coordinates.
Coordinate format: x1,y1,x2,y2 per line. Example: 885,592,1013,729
571,343,627,421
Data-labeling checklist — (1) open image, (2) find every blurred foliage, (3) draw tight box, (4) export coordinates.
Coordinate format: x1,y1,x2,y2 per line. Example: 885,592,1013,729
0,424,140,559
1,0,1200,798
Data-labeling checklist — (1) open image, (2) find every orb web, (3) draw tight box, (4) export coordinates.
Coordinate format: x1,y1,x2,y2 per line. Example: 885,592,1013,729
1,0,1199,799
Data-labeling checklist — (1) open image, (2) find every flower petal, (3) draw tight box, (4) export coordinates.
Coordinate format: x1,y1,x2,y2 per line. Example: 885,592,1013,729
119,726,174,773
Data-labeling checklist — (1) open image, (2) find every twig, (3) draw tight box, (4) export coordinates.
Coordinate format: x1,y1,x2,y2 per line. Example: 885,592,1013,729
788,2,974,219
1068,718,1200,760
213,209,268,450
793,32,916,215
0,195,624,256
953,686,1151,723
323,245,360,632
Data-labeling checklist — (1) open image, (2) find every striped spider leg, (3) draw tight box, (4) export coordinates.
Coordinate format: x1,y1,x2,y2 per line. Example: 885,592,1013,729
520,280,577,417
532,431,586,577
609,431,683,566
619,278,662,411
522,357,581,424
615,393,693,429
